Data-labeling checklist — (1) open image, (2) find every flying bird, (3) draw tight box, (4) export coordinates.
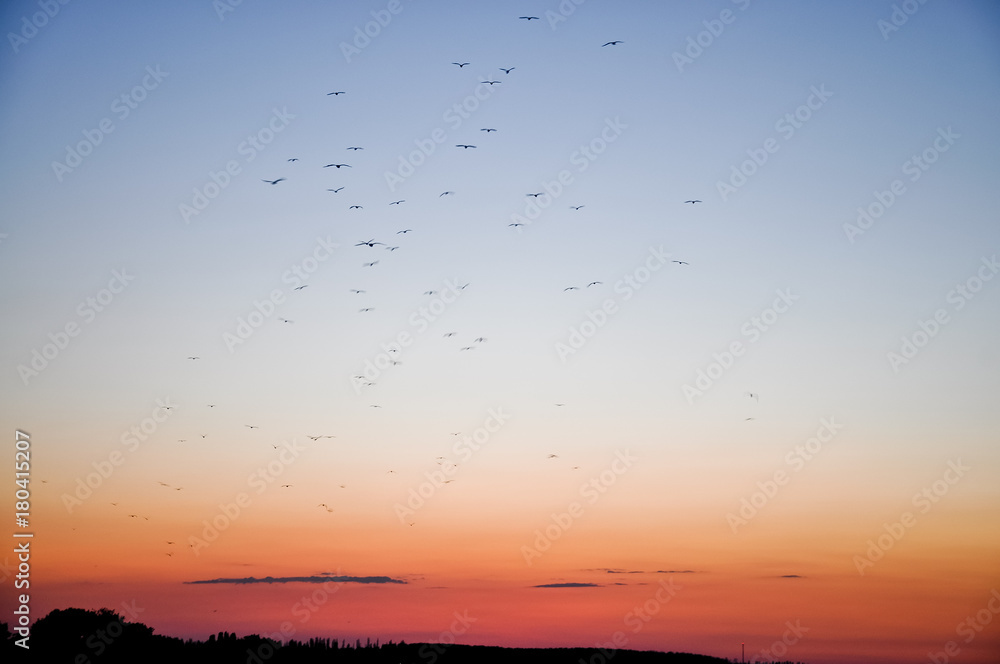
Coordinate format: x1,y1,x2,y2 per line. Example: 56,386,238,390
261,178,285,185
363,261,379,267
396,229,413,234
443,332,456,337
587,281,603,287
327,91,346,95
346,146,364,150
327,187,345,193
500,67,515,74
385,246,399,251
287,158,298,162
482,80,501,85
564,286,580,291
509,222,525,228
324,163,351,168
350,289,366,294
745,392,759,402
455,144,477,149
440,191,454,196
684,200,703,204
452,62,470,67
672,261,689,265
278,318,294,323
481,128,497,132
570,205,585,210
602,40,624,46
349,205,364,209
293,285,308,290
187,356,200,360
245,425,259,429
390,200,405,205
519,16,540,20
526,192,544,197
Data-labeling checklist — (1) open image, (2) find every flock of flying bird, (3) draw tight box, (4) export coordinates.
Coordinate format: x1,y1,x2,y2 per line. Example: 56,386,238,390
114,18,721,548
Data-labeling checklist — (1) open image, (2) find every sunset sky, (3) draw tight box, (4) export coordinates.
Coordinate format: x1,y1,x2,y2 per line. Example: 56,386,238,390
1,2,999,663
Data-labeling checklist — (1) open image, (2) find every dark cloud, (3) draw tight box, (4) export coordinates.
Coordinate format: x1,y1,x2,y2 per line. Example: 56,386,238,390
185,575,406,585
533,582,601,588
779,574,804,578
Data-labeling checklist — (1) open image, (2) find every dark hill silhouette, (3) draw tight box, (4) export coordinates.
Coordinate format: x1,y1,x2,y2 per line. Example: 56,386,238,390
2,608,807,664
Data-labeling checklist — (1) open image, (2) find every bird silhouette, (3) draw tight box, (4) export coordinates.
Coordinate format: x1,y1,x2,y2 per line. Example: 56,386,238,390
390,200,405,205
261,178,285,185
481,128,497,132
293,285,308,290
500,67,515,74
455,144,477,149
324,163,351,168
452,62,470,67
672,261,689,265
440,191,454,196
327,91,346,95
602,40,624,46
519,16,540,20
570,205,585,210
327,187,345,193
346,146,364,150
684,200,703,204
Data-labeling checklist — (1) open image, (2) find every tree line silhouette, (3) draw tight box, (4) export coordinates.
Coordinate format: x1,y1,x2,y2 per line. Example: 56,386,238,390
2,607,806,664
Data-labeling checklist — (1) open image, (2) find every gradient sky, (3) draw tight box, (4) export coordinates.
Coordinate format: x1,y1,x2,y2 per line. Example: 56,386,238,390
1,2,999,663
